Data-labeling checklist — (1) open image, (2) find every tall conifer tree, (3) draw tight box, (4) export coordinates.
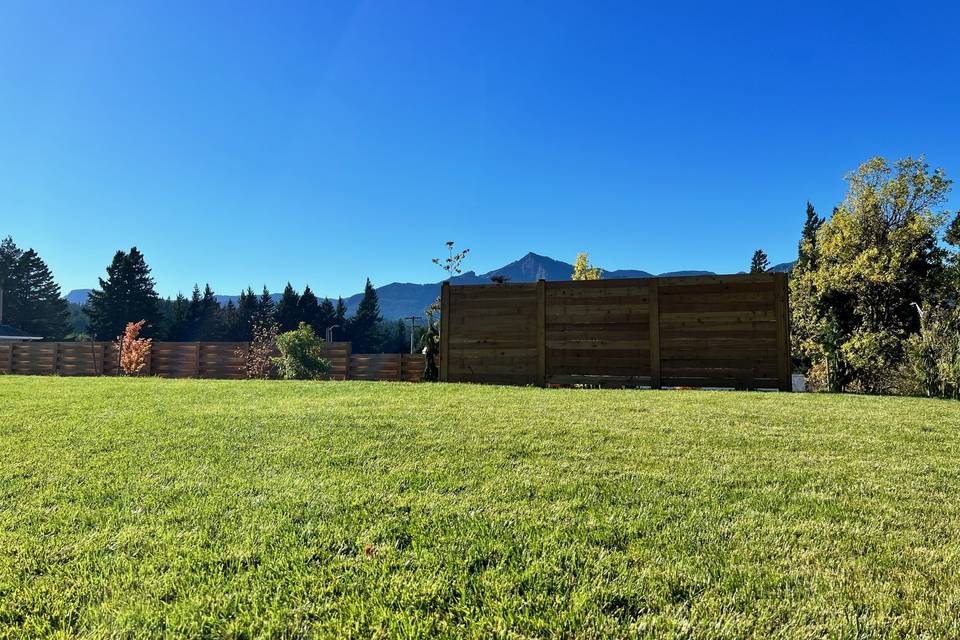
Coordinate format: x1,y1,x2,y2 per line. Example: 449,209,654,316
84,247,161,339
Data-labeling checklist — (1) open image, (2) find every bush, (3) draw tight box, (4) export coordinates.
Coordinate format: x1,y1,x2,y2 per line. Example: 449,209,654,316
115,320,151,376
899,305,960,399
241,319,278,379
274,322,330,380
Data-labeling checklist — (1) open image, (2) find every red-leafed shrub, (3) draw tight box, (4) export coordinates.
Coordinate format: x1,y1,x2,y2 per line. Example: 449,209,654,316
115,320,151,376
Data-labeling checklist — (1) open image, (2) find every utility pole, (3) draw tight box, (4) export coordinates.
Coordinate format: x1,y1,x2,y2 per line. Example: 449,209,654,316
404,316,420,354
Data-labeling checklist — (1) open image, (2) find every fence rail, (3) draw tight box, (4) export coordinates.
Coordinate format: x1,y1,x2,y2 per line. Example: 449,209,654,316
440,273,791,390
0,341,427,382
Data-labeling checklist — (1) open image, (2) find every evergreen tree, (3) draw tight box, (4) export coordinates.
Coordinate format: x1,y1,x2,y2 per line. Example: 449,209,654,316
349,278,382,353
750,249,770,273
276,282,301,332
84,247,162,340
235,287,258,341
318,297,337,338
298,285,320,331
8,249,70,338
189,284,223,340
0,237,22,325
796,202,824,273
335,297,347,328
221,300,240,341
165,293,191,340
254,286,276,325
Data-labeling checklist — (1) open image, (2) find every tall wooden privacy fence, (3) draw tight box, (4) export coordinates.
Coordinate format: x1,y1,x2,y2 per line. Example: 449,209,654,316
0,341,426,382
439,273,791,390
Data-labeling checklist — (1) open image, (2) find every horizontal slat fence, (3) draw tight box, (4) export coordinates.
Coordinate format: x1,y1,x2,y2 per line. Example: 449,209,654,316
441,273,791,390
0,341,427,382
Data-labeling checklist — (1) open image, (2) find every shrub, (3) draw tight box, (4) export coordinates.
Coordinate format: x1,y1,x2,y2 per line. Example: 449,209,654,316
242,319,278,379
115,320,151,376
899,305,960,399
274,322,330,380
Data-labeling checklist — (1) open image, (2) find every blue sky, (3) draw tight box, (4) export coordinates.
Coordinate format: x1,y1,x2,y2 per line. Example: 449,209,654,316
2,1,958,299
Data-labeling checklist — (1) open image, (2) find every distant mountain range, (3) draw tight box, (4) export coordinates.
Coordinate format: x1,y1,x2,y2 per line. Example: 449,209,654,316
65,253,795,320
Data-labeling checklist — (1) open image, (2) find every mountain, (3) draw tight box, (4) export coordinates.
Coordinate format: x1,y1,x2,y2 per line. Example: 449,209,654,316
65,289,93,305
63,252,794,321
767,261,796,273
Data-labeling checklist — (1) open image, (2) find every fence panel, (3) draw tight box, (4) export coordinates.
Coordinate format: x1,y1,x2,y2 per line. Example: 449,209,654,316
440,273,791,390
0,340,422,383
444,283,539,384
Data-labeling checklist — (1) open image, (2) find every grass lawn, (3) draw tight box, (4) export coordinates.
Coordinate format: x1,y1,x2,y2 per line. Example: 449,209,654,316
2,377,960,638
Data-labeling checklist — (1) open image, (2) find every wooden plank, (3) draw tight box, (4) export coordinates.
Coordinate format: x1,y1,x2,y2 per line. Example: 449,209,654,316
537,279,546,387
775,271,791,391
440,282,450,383
649,278,661,389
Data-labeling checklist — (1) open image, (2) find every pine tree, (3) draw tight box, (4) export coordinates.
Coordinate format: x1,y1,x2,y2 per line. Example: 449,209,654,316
276,282,301,332
235,287,258,341
166,293,191,340
750,249,770,274
796,202,824,273
335,297,347,328
255,286,276,326
9,249,70,338
298,285,320,332
189,284,223,340
349,279,382,353
221,300,240,341
318,297,337,338
84,247,162,340
0,237,22,325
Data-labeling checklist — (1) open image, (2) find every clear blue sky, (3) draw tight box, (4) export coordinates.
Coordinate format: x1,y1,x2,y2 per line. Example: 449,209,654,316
2,1,958,299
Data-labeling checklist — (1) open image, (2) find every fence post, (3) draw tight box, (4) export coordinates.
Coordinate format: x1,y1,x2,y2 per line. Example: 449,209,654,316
774,272,791,391
440,282,450,382
54,342,61,376
537,279,546,387
649,278,661,389
195,343,201,378
344,342,352,381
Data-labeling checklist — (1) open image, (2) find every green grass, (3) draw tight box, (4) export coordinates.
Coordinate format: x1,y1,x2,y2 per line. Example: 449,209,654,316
2,377,960,639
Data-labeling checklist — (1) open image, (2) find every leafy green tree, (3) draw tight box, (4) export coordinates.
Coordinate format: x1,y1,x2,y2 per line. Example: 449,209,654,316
572,252,602,280
750,249,769,273
273,322,330,380
276,282,301,333
791,156,952,393
349,278,382,353
84,247,162,340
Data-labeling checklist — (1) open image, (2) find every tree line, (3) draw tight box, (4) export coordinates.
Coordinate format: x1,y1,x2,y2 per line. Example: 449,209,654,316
0,240,414,353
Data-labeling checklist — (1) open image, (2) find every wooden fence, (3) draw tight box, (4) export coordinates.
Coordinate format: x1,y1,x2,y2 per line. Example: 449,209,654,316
0,341,427,382
439,273,791,390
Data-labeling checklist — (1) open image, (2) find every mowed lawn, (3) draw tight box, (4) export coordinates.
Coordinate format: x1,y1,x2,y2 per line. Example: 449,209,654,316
2,377,960,639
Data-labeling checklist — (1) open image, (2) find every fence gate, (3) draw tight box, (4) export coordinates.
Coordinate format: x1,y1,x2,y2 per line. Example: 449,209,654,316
439,273,790,390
